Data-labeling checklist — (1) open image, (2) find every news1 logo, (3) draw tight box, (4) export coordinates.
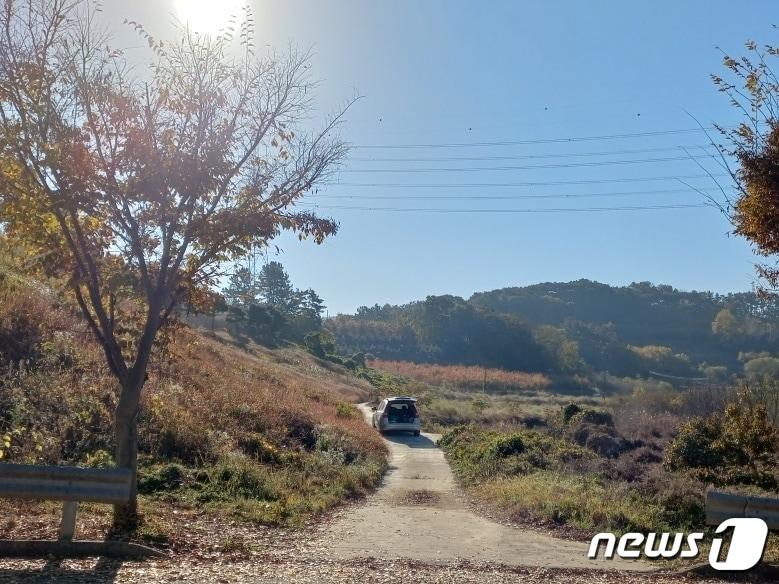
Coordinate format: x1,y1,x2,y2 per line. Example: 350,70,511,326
588,518,769,571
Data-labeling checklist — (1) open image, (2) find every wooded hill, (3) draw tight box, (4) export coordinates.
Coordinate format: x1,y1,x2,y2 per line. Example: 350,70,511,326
328,280,779,381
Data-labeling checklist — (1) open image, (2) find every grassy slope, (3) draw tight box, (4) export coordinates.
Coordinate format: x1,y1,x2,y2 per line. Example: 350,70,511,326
439,423,779,565
0,263,387,547
438,423,694,535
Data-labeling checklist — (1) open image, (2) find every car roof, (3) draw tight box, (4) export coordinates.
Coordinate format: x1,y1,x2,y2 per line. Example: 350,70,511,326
386,396,417,402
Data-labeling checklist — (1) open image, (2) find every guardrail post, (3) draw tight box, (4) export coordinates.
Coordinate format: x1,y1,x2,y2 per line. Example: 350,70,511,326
59,501,78,541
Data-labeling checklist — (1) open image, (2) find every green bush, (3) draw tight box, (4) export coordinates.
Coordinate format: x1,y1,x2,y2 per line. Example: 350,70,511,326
561,403,582,423
82,449,115,468
665,391,779,489
236,432,281,463
440,425,592,483
492,434,525,457
138,463,189,494
437,424,470,449
314,424,360,465
664,416,723,470
199,457,278,502
335,403,357,419
572,408,613,427
304,330,336,358
471,398,489,414
657,484,705,531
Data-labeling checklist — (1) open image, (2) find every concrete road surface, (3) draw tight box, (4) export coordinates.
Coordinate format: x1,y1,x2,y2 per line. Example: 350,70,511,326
318,404,651,571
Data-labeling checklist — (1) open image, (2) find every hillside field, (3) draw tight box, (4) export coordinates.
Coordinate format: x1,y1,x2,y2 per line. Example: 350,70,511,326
0,261,387,549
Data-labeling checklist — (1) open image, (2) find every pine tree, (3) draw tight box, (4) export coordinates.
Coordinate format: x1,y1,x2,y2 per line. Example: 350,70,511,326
300,289,326,321
224,266,258,307
257,261,295,310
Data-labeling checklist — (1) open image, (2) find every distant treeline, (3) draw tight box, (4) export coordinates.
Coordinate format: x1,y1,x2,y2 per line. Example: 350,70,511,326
326,280,779,380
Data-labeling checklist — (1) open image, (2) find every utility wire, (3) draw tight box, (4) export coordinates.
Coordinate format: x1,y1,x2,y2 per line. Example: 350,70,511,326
309,187,725,201
348,144,718,163
341,154,714,173
301,203,714,214
325,173,731,188
353,127,721,149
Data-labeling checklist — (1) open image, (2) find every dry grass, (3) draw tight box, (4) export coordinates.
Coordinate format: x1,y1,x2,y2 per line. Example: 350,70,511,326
369,359,550,393
419,391,600,432
471,472,665,533
141,330,383,462
0,264,388,542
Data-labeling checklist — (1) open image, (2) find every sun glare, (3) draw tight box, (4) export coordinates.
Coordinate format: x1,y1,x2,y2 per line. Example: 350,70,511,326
174,0,245,35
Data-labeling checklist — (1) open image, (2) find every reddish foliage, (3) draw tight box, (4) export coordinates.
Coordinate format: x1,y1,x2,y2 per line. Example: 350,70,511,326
369,359,550,392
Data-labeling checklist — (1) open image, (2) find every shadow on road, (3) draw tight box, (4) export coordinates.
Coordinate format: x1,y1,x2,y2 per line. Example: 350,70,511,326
382,431,438,449
0,557,123,583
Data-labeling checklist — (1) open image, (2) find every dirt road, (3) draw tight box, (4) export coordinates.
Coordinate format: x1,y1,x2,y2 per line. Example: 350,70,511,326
317,404,649,571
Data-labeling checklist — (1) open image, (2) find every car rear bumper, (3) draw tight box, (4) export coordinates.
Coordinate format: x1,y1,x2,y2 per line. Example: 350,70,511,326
380,422,421,432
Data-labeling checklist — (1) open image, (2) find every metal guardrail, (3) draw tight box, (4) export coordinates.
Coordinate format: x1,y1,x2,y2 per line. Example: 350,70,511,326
0,463,162,558
0,463,132,504
705,488,779,531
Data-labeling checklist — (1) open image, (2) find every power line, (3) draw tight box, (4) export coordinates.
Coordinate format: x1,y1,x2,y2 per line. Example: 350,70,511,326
309,187,725,201
341,154,715,173
348,144,718,163
353,127,721,149
325,172,731,188
302,203,714,214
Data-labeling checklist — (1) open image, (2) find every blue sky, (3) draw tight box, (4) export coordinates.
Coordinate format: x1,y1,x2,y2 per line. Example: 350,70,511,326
107,1,776,314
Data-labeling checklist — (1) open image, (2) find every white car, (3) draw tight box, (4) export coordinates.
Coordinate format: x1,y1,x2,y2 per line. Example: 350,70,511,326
371,397,421,436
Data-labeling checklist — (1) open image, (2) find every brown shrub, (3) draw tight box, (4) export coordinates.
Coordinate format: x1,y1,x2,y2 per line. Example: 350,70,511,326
0,283,75,370
137,330,387,465
585,432,625,458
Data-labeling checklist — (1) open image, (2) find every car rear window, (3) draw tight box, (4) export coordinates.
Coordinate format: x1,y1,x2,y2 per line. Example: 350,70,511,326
387,400,418,417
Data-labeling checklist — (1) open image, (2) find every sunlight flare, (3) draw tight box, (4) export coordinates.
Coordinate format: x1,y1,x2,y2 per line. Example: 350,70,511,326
174,0,245,35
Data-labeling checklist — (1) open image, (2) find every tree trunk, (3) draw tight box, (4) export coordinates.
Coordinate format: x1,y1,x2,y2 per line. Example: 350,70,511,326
113,380,142,531
111,300,162,531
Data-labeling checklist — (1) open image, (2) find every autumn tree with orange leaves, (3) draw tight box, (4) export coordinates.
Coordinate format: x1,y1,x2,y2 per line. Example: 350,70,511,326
711,39,779,296
0,0,348,528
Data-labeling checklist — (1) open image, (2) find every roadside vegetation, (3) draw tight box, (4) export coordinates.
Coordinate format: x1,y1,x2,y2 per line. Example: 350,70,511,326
0,254,386,547
364,351,779,561
437,385,779,560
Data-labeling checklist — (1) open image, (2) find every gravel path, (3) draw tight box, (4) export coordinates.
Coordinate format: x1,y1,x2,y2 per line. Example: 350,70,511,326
0,556,729,583
317,404,649,571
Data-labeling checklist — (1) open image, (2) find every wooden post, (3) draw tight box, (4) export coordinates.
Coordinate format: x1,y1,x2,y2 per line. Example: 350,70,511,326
59,501,78,541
